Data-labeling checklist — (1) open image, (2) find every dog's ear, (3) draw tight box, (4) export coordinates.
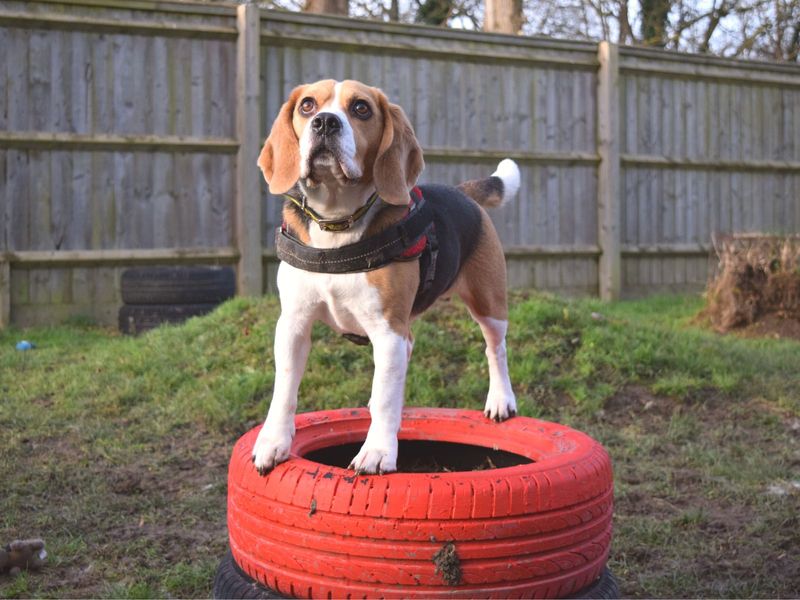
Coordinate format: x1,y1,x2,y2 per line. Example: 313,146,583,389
258,86,304,195
372,91,424,206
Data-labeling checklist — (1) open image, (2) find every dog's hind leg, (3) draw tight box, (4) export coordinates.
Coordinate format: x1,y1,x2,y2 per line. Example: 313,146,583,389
453,209,517,422
472,314,516,421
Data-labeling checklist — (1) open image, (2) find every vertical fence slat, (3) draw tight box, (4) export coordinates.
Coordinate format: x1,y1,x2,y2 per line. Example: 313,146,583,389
235,2,263,296
597,42,621,301
0,260,10,328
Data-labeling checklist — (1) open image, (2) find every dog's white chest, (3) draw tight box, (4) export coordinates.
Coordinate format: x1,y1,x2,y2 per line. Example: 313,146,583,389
277,262,384,336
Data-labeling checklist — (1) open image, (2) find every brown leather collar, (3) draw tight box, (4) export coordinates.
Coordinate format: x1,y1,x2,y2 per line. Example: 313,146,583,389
283,192,379,232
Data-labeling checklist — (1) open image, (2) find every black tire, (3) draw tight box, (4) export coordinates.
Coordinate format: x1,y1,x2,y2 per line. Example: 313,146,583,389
120,267,235,305
118,303,218,335
213,551,283,600
568,567,620,599
212,551,619,600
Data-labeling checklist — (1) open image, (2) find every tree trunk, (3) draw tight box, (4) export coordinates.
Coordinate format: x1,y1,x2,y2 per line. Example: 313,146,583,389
304,0,348,15
389,0,400,21
640,0,671,46
484,0,523,34
788,20,800,61
618,0,634,43
416,0,453,25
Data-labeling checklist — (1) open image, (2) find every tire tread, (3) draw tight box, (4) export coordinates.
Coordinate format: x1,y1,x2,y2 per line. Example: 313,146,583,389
118,303,218,335
120,266,235,305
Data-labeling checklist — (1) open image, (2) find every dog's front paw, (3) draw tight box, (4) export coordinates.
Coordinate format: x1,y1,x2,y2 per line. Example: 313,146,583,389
348,441,397,475
484,392,517,422
251,427,293,476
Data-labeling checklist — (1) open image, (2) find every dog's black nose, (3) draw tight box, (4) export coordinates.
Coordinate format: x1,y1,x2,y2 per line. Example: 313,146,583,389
311,112,342,136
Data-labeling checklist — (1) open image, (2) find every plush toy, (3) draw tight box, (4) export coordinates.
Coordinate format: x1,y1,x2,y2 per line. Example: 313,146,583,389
0,539,47,576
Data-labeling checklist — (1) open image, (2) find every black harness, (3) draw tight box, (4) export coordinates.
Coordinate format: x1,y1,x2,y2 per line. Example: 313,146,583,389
276,188,435,274
275,188,440,344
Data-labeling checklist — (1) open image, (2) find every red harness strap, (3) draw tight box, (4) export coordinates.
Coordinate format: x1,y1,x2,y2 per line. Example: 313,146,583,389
400,187,428,259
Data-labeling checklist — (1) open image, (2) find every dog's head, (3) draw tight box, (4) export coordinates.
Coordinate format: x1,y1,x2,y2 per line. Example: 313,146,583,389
257,79,424,205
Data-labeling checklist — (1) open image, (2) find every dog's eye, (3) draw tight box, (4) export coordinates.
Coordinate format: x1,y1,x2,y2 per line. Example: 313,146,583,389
351,100,372,120
299,97,316,117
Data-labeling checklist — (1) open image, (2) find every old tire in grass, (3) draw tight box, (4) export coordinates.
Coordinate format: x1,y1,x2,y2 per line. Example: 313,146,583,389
213,551,619,599
227,408,614,598
569,567,620,599
213,551,284,600
118,303,218,335
120,266,235,305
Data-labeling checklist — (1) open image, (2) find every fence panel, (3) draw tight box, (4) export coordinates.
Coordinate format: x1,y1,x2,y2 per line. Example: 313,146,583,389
258,14,600,294
1,0,239,325
2,1,800,325
618,47,800,297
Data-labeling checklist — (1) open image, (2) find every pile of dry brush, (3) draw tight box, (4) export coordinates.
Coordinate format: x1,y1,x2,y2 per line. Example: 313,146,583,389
706,234,800,332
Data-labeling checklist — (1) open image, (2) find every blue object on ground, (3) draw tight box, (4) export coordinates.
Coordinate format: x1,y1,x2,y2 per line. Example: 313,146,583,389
15,340,35,351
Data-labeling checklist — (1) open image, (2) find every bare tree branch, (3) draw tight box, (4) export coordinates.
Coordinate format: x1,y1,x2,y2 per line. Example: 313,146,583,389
254,0,800,63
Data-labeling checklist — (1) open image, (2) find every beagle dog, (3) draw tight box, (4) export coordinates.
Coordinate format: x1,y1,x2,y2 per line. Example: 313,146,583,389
252,79,520,475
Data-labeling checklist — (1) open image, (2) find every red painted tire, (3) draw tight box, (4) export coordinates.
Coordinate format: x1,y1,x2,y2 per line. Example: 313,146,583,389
228,408,613,599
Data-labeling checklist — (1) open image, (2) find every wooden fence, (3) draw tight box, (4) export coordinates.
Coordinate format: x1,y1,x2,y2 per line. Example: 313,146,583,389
2,0,800,327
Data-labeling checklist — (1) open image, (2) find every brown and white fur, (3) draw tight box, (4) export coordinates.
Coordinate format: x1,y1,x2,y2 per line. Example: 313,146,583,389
252,79,520,475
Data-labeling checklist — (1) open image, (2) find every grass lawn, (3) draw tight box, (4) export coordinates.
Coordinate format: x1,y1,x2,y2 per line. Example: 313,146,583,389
1,292,799,598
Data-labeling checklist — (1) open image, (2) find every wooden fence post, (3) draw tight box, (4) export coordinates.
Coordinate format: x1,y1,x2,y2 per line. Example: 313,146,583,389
597,41,622,301
0,259,9,328
235,2,263,296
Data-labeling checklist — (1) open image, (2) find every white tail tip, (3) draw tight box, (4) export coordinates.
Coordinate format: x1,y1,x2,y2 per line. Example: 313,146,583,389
491,158,521,204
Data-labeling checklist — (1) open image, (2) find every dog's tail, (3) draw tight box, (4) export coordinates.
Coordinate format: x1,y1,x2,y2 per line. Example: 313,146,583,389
457,158,520,208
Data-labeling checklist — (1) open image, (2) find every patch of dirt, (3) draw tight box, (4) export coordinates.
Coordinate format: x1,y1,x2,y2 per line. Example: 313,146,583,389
597,386,800,598
602,384,728,424
0,426,230,598
735,311,800,341
432,542,462,586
